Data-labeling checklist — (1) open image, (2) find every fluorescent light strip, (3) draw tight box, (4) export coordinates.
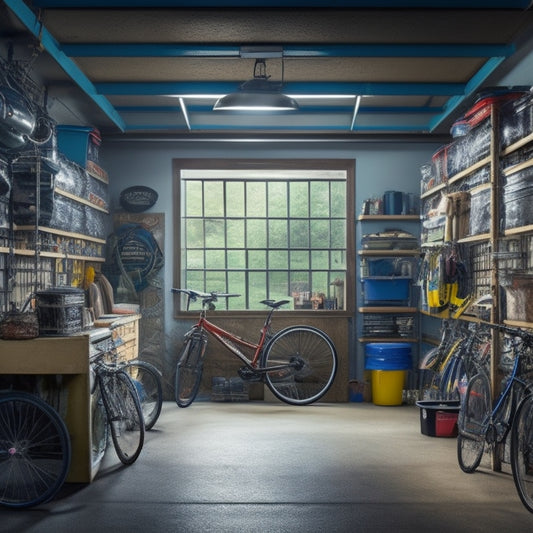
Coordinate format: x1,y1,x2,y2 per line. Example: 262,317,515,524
350,95,362,130
171,94,359,100
179,97,191,130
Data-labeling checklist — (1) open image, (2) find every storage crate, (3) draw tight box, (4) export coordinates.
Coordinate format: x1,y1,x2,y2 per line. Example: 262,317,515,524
57,125,100,167
469,185,491,236
111,318,139,362
361,277,411,306
504,274,533,323
49,194,86,235
500,92,533,148
11,155,57,226
447,119,491,179
416,400,460,437
360,257,417,278
211,376,249,402
36,287,85,336
361,313,416,338
361,230,418,250
502,166,533,230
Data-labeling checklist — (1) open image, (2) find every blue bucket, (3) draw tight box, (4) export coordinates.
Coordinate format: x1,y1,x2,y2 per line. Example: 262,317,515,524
365,342,412,370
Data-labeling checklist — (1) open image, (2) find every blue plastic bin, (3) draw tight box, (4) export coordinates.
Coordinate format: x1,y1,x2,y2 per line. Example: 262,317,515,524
56,125,94,167
365,342,412,370
365,343,412,406
362,277,411,305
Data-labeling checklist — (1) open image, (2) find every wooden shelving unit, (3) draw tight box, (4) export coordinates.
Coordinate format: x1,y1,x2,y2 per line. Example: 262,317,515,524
356,213,420,372
419,100,533,471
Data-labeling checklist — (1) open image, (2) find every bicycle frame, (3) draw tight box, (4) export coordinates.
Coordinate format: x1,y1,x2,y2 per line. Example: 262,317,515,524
192,305,290,373
483,334,533,442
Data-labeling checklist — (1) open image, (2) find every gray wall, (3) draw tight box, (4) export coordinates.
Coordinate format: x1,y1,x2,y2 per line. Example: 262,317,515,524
101,139,442,380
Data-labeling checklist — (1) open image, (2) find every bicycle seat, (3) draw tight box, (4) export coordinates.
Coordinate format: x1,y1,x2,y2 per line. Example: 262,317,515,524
260,299,291,309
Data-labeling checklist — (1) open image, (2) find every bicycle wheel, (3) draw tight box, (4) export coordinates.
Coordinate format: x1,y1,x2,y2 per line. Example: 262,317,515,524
175,328,207,408
98,370,145,465
122,361,163,430
438,338,465,400
511,394,533,513
0,391,71,508
457,372,491,473
262,326,337,405
91,385,108,468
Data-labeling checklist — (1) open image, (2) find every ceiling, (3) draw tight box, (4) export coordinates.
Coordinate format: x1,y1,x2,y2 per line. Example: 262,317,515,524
2,0,533,140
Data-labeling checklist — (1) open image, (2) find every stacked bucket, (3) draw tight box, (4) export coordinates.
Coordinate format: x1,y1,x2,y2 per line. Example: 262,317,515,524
365,343,411,405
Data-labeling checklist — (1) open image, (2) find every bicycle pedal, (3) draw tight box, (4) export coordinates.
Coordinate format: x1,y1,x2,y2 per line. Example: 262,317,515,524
238,367,262,382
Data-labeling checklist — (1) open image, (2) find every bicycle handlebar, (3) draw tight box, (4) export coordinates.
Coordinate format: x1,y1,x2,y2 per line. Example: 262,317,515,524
171,288,240,303
485,322,533,342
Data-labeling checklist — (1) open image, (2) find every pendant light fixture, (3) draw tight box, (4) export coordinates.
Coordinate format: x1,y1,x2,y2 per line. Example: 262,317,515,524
213,58,299,112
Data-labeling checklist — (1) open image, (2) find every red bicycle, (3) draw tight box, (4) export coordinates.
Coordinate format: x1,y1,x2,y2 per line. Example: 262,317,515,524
171,288,338,407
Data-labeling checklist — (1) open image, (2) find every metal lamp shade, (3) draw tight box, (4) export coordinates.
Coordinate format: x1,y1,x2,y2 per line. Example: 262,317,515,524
213,91,299,111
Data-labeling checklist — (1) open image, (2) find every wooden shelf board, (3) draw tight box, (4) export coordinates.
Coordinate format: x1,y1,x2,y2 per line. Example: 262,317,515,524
457,233,491,243
447,156,491,185
503,320,533,330
504,224,533,237
15,226,106,244
359,307,417,313
501,131,533,157
358,249,420,256
55,188,109,213
358,215,420,221
421,181,446,199
358,337,418,343
502,156,533,177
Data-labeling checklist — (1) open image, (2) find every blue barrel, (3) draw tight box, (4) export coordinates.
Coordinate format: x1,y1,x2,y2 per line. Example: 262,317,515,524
365,342,412,370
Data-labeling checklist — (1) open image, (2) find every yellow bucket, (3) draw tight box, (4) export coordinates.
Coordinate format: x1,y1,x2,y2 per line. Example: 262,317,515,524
371,369,406,406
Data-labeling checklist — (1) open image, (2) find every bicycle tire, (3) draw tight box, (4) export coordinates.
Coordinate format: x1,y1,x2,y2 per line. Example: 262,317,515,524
438,338,465,400
511,393,533,513
98,370,145,465
122,360,163,430
91,385,108,468
0,391,71,508
457,372,491,473
175,328,207,408
261,325,337,405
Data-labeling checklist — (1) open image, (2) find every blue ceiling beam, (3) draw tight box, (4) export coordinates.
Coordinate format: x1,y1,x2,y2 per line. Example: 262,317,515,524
96,81,466,96
3,0,126,131
115,104,444,115
429,55,508,131
62,43,515,59
31,1,533,9
123,122,429,133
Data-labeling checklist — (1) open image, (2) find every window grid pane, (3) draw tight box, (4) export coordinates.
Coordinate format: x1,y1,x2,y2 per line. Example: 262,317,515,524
183,176,346,310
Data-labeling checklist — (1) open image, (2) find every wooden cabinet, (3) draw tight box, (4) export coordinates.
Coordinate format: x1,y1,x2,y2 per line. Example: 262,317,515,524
94,314,141,362
0,335,97,483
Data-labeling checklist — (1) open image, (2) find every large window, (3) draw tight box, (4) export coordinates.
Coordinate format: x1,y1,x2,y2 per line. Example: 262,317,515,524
173,159,355,312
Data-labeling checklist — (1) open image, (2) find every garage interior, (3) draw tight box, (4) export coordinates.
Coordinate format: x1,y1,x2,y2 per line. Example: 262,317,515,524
3,1,533,530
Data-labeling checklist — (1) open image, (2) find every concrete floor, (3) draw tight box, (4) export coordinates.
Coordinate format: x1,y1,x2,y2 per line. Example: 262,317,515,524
3,401,533,532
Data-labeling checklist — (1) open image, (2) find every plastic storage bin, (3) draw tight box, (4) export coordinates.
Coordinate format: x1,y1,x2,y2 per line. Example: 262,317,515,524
469,185,491,235
415,401,460,437
361,277,411,306
365,343,411,406
502,167,533,230
57,125,97,167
